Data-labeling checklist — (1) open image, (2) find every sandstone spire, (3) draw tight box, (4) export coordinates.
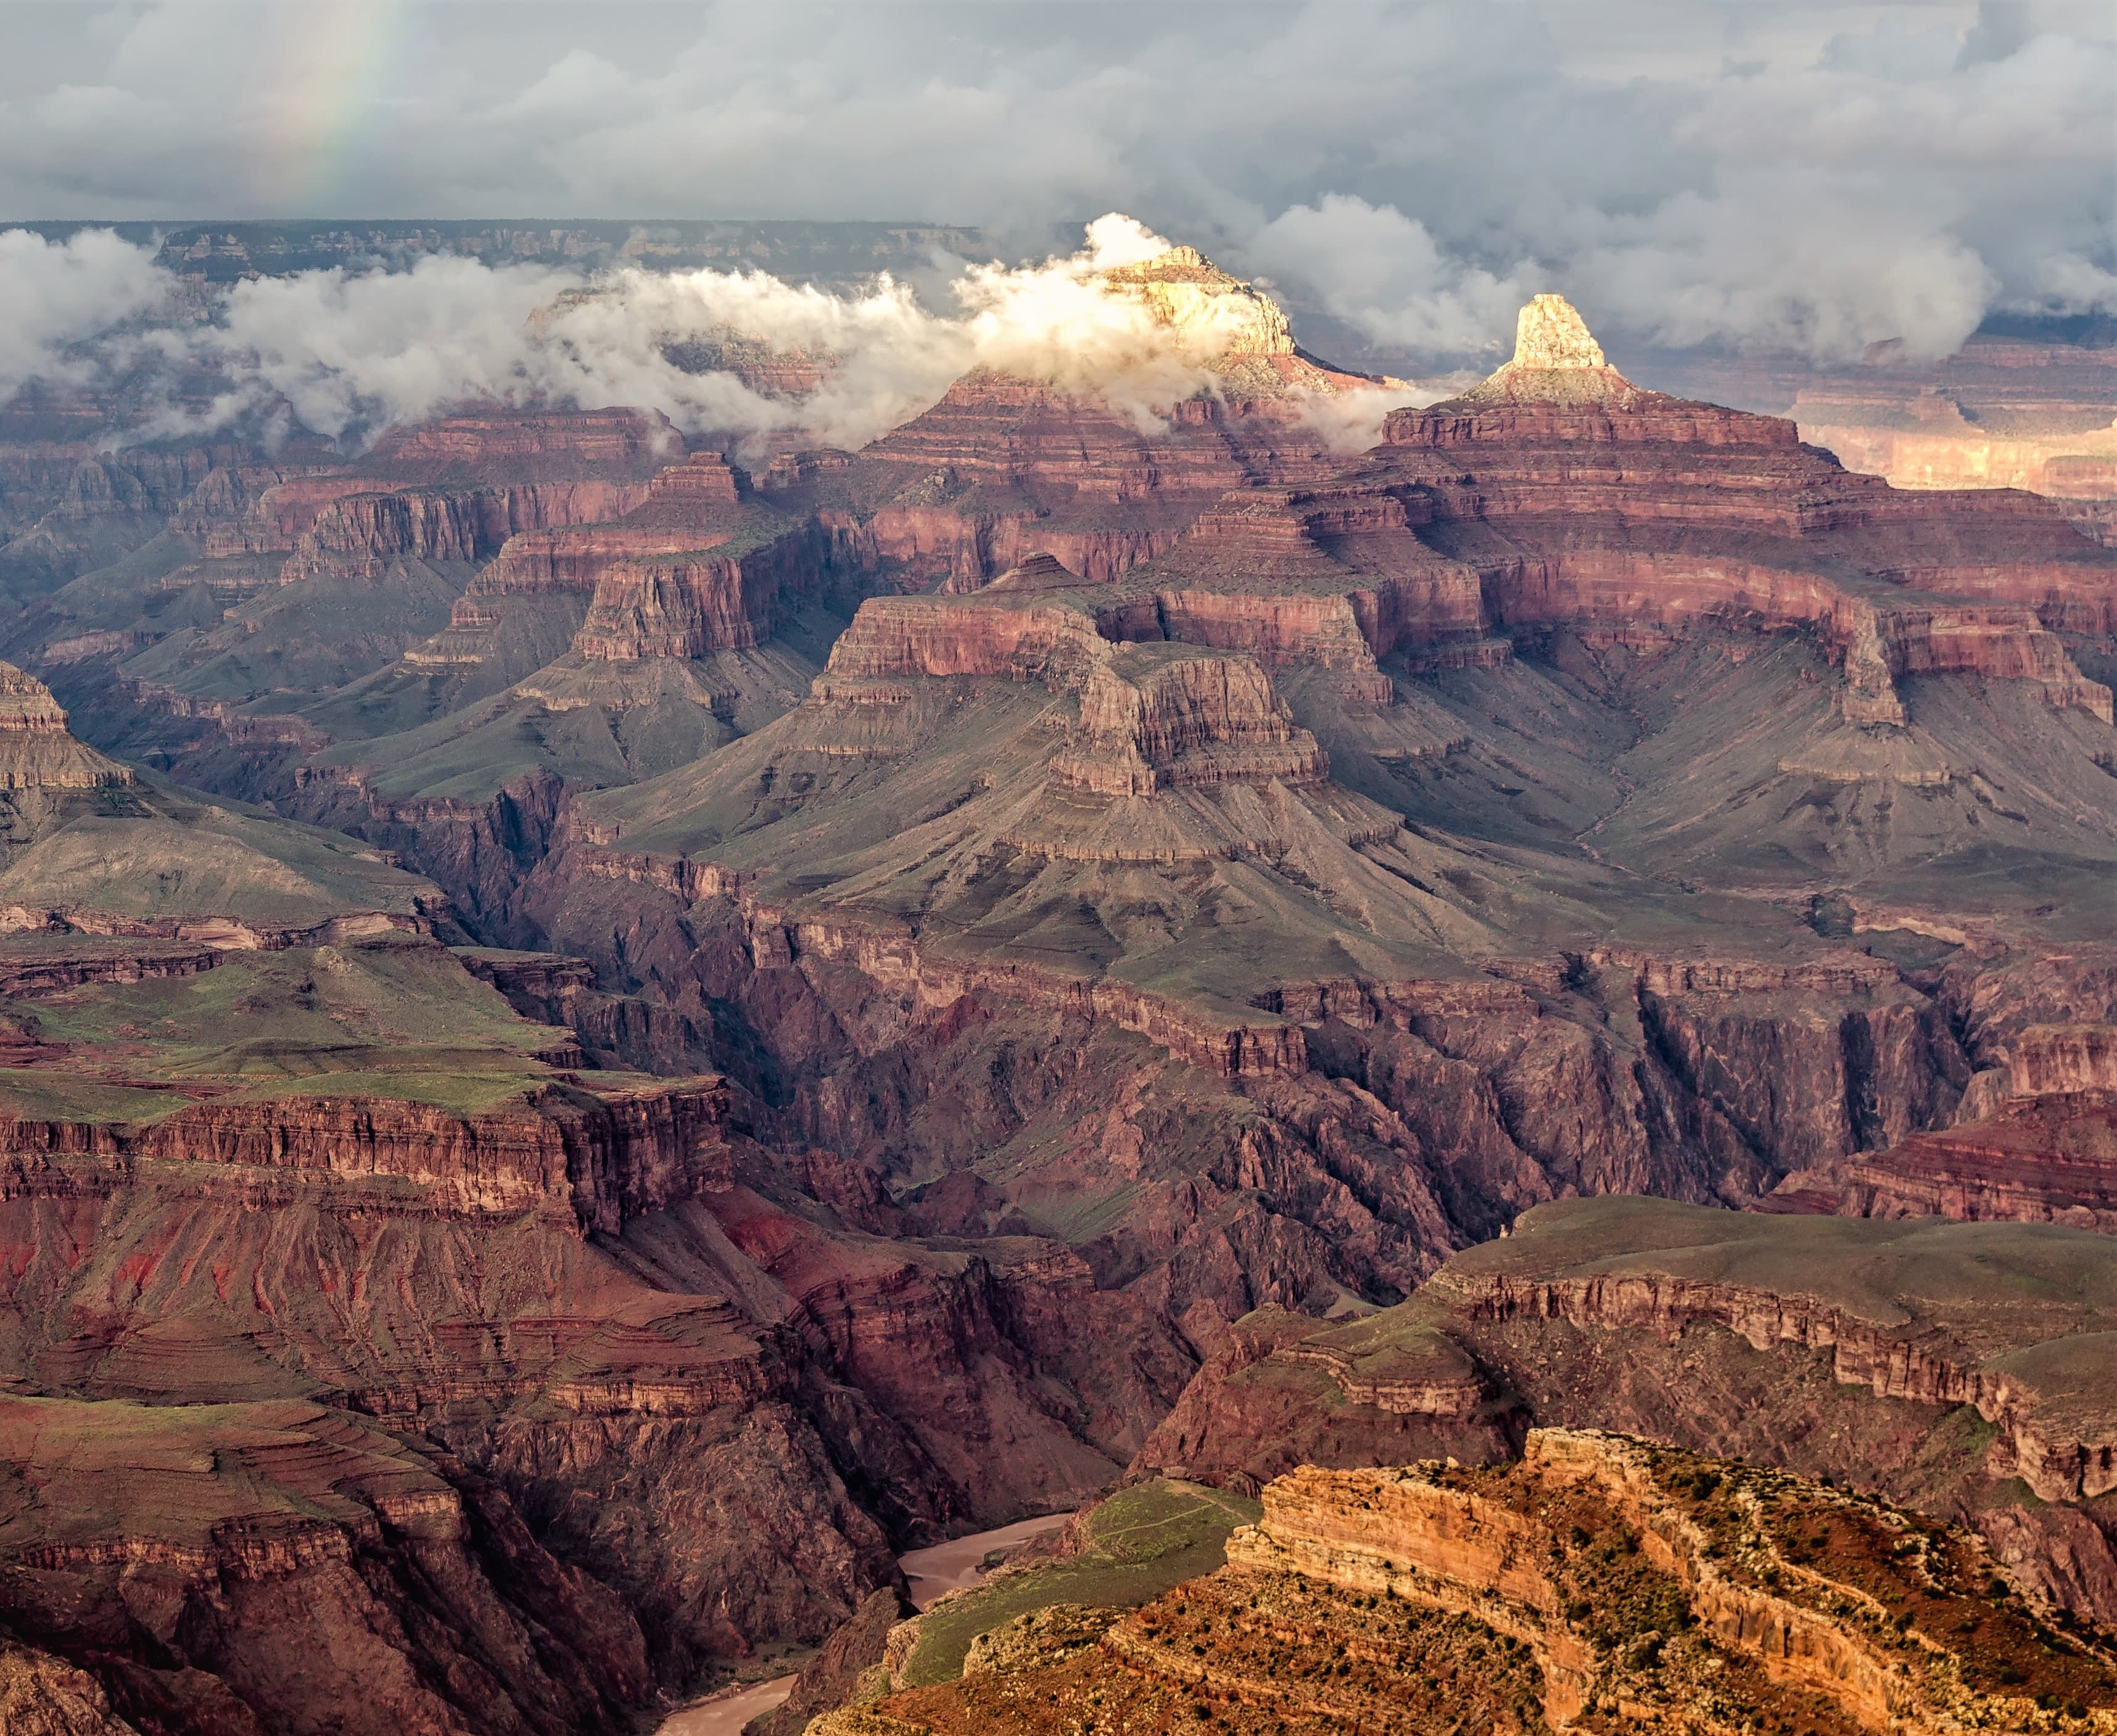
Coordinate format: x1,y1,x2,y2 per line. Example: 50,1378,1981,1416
1445,292,1642,408
1509,293,1607,370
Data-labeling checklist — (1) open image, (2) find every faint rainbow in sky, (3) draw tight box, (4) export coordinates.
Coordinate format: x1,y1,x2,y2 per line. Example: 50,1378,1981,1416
260,0,416,215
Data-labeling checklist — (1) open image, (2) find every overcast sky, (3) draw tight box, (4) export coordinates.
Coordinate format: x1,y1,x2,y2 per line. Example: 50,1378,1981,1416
1,0,2112,363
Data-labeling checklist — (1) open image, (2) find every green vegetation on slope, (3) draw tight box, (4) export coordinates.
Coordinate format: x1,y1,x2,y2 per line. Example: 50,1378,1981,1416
901,1479,1261,1688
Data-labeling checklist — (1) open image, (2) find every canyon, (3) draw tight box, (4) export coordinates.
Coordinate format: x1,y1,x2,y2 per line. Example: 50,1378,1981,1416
0,235,2113,1734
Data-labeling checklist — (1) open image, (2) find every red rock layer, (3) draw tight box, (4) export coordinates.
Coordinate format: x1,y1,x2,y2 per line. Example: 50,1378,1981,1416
360,406,682,484
279,479,655,585
1376,365,2117,656
571,520,829,658
0,1074,731,1233
1780,1093,2117,1232
806,371,1368,591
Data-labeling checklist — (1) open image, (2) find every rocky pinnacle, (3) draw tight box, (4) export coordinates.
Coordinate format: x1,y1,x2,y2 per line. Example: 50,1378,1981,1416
1511,292,1607,369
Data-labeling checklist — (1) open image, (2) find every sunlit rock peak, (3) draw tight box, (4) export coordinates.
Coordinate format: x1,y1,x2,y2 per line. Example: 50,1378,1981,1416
1093,235,1400,401
1511,294,1607,369
1451,292,1644,408
1098,244,1297,360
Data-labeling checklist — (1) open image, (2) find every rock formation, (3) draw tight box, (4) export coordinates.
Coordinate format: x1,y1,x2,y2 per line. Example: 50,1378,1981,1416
804,1430,2117,1734
1134,1196,2117,1622
0,661,127,792
3,261,2117,1732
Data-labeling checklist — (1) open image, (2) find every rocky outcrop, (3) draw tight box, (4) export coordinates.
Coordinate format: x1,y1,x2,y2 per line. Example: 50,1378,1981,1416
1052,648,1329,795
1133,1198,2117,1623
572,519,828,659
0,1393,654,1736
0,1639,141,1736
0,662,128,791
1224,1430,2107,1735
281,479,656,585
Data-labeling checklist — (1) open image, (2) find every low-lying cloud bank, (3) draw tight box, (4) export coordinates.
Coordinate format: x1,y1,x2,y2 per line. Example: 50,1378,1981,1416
3,1,2109,382
2,215,1419,453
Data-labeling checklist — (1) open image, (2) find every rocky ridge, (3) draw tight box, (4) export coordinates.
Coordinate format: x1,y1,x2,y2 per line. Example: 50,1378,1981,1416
804,1429,2117,1734
1134,1197,2117,1622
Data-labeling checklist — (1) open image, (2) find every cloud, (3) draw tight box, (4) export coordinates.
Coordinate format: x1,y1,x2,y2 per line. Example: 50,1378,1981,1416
0,2,2110,368
0,228,173,398
1242,196,1535,359
33,214,1413,454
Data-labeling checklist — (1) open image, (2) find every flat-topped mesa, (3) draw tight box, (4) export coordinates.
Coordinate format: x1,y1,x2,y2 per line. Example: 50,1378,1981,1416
816,593,1111,689
1051,648,1331,796
0,662,130,791
640,450,746,509
571,522,822,660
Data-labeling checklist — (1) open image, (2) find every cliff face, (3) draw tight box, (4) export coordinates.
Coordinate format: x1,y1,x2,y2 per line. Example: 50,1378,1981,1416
0,662,128,792
808,1428,2117,1734
0,1394,654,1736
572,519,830,659
6,1072,730,1230
280,480,655,585
1134,1197,2117,1625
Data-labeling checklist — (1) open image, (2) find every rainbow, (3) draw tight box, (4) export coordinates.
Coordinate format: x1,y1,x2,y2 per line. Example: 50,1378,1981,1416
257,0,416,213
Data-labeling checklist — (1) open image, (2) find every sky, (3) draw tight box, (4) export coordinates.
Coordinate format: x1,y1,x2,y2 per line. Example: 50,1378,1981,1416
0,0,2111,434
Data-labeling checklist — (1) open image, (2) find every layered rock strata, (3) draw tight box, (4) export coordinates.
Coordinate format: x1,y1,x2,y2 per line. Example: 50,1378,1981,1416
806,1431,2117,1734
0,662,128,791
1135,1197,2117,1622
